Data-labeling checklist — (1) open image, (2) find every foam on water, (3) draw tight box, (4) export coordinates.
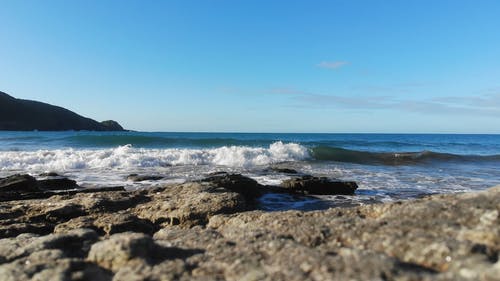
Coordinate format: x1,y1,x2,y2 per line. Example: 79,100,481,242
0,141,310,172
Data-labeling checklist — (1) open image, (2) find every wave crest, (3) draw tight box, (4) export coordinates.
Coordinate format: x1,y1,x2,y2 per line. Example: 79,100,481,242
0,141,310,171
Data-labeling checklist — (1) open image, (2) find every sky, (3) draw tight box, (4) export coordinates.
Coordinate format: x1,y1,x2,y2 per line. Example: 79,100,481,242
1,0,500,133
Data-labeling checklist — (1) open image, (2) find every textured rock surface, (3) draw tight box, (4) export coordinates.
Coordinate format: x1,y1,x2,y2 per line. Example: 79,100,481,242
37,177,79,191
0,173,499,280
0,174,39,193
281,175,358,195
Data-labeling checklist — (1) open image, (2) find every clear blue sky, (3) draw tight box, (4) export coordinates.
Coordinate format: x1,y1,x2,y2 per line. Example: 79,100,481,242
1,0,499,133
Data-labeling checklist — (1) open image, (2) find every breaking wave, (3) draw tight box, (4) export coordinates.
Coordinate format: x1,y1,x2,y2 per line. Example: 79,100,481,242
2,141,500,173
0,142,310,171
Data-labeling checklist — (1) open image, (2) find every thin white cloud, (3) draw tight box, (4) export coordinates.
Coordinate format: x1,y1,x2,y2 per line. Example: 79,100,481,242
317,61,349,69
278,87,500,118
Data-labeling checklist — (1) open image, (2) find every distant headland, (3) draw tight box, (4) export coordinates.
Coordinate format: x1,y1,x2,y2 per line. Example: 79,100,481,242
0,91,125,131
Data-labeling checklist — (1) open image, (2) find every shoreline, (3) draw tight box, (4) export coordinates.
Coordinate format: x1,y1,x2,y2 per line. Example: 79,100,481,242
0,173,499,280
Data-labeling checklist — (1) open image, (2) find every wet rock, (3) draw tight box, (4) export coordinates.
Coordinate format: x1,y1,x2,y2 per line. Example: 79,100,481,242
127,174,164,182
39,172,61,177
267,167,299,174
0,174,39,193
281,175,358,195
201,173,263,202
38,177,79,191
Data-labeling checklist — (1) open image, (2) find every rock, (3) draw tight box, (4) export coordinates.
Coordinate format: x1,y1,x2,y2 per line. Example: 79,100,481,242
39,172,61,177
201,173,263,202
0,228,98,263
0,252,112,281
266,167,299,174
0,174,39,193
127,174,164,182
93,213,156,235
1,173,499,280
132,182,246,227
281,175,358,195
86,232,199,272
0,223,54,239
87,232,156,271
43,203,87,222
100,120,124,131
37,177,80,191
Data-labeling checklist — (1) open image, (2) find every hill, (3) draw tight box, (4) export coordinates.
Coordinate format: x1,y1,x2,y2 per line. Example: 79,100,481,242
0,91,125,131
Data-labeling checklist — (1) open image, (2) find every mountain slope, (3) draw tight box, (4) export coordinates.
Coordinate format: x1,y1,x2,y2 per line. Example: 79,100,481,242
0,91,124,131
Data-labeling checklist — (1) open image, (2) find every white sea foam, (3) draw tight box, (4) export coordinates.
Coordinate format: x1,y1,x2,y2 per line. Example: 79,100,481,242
0,141,310,172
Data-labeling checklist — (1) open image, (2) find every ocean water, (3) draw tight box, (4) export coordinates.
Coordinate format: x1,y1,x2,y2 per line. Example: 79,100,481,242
1,131,499,210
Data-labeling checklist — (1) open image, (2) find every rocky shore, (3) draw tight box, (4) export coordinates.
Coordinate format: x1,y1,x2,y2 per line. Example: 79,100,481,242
0,173,499,280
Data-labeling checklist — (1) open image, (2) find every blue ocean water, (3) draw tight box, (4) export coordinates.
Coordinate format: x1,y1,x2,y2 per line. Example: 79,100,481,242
1,131,499,210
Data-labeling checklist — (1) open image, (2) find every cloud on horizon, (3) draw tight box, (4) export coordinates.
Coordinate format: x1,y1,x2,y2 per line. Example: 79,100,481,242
317,61,349,69
276,87,500,118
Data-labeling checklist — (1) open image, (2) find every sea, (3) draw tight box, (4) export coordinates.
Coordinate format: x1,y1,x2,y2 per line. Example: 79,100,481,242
1,132,499,210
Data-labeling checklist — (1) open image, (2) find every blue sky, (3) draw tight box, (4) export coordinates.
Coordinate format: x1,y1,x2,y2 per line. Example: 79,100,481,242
1,0,499,133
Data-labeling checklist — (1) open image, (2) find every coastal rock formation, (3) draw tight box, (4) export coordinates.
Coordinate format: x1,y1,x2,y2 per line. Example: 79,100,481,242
0,91,125,131
281,175,358,195
127,174,164,182
0,172,499,280
100,120,124,131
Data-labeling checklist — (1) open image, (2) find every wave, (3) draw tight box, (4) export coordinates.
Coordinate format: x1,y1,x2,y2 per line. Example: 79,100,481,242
1,141,499,173
311,146,500,165
0,142,310,171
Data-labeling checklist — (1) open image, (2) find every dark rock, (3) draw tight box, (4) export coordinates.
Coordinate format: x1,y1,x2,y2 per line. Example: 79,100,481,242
201,173,263,202
267,167,299,174
0,91,125,131
38,177,80,191
78,186,126,193
100,120,124,131
0,174,39,193
127,174,164,182
39,172,61,177
281,175,358,195
0,185,126,202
